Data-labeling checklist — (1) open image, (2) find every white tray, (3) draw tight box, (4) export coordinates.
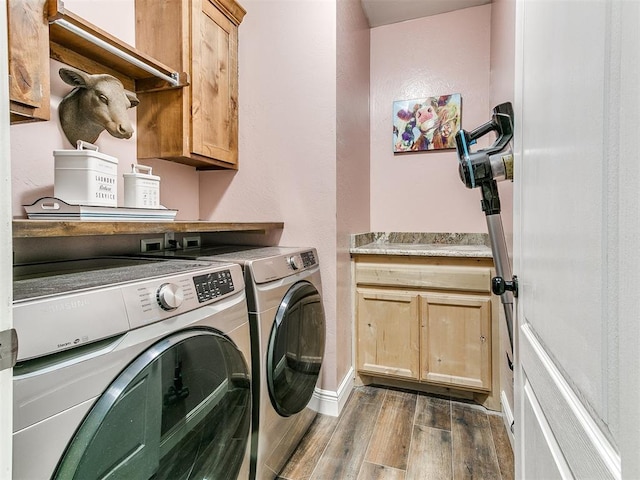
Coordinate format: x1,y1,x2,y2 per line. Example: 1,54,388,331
24,197,177,222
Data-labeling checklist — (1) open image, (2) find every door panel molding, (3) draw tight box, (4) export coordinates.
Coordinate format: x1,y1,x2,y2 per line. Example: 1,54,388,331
522,380,572,479
520,323,620,479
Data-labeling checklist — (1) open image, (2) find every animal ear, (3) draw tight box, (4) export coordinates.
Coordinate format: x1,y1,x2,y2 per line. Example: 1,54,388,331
59,68,90,88
397,109,413,121
125,90,140,108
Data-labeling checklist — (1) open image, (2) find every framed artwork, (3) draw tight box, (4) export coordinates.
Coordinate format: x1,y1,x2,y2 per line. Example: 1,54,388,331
393,93,462,153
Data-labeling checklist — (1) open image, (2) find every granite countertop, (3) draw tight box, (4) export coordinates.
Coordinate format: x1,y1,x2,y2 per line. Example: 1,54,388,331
349,232,492,258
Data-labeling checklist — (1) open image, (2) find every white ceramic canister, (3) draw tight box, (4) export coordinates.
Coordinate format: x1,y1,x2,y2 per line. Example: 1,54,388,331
123,164,160,208
53,141,118,207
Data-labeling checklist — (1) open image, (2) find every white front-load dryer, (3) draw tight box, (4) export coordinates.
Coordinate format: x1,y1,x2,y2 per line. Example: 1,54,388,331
12,257,252,480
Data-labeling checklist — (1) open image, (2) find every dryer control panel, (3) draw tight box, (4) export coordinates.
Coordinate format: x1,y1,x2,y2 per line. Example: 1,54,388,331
250,248,319,284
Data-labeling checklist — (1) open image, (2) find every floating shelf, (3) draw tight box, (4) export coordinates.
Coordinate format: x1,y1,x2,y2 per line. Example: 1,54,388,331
12,220,284,238
48,1,188,92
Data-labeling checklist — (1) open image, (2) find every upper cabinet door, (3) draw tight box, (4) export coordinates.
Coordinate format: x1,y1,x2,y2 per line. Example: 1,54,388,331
8,0,51,123
136,0,245,170
191,0,239,166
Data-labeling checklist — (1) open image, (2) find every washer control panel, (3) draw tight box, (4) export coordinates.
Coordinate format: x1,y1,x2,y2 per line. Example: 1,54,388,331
193,269,235,303
123,264,243,330
12,262,245,361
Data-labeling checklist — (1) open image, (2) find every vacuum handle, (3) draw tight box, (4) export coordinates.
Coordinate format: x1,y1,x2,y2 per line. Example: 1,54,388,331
487,102,514,155
467,120,497,144
470,103,514,156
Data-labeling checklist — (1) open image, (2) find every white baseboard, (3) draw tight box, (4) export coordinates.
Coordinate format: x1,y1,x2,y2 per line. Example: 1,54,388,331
309,367,354,417
501,389,515,449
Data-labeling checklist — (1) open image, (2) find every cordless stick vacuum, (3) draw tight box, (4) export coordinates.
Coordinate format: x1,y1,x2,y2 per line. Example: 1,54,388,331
454,102,516,369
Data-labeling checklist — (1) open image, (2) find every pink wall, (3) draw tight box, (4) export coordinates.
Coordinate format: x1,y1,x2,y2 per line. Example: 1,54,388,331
489,0,515,246
370,5,492,233
490,0,516,425
337,0,371,387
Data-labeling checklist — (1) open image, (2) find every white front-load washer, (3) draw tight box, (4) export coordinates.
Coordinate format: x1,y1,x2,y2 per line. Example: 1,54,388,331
12,257,252,480
198,247,326,480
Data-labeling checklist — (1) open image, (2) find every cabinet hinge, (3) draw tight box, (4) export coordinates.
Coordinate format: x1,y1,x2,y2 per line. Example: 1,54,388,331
0,328,18,371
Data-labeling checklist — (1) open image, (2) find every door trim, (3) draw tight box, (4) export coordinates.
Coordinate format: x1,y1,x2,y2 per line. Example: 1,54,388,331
520,323,620,479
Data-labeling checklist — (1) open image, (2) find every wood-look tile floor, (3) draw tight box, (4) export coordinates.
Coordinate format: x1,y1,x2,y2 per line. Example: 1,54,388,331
278,385,514,480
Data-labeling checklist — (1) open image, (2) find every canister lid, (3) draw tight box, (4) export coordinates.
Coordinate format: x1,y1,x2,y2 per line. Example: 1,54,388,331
53,140,118,164
123,163,160,181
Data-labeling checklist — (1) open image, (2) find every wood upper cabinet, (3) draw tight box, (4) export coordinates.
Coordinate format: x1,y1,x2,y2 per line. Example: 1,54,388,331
135,0,246,170
7,0,188,124
8,0,51,123
354,255,496,396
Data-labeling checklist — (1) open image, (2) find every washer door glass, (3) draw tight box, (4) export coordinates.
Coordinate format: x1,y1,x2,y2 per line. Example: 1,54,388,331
267,281,325,417
53,329,251,480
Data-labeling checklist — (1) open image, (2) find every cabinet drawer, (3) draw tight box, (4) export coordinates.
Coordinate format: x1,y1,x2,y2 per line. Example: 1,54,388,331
355,262,491,293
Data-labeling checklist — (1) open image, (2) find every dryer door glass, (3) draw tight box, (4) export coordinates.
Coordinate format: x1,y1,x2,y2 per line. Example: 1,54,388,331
53,330,251,480
267,281,326,416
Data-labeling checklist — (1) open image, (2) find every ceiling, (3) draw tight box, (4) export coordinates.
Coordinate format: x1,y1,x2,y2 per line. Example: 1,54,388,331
360,0,492,28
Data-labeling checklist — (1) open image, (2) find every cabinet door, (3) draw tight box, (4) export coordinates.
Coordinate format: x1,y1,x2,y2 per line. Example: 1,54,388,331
420,294,491,391
356,288,419,380
191,0,239,166
8,0,50,123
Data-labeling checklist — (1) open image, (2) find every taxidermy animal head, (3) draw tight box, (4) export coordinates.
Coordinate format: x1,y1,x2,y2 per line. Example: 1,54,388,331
58,68,140,146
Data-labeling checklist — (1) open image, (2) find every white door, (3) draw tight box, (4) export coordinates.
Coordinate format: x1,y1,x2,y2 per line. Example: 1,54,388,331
0,1,14,477
513,0,640,478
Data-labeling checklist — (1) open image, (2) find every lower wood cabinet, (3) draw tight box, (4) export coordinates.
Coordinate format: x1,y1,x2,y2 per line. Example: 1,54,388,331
357,289,420,380
354,254,500,409
420,293,491,390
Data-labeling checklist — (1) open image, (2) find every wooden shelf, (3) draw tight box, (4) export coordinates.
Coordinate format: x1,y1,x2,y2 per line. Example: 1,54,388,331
12,220,284,238
48,1,188,92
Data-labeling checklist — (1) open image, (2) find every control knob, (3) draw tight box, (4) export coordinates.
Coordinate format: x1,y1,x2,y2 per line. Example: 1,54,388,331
288,255,303,270
157,283,184,311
